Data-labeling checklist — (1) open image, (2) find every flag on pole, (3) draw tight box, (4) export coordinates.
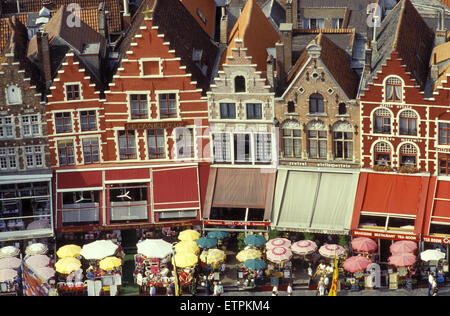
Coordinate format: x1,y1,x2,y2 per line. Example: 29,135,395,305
328,252,339,296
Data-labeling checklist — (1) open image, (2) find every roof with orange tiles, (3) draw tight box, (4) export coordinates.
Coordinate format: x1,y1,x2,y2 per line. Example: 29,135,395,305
287,32,359,99
363,0,435,90
222,0,280,73
179,0,216,38
0,14,28,54
1,0,122,33
439,0,450,8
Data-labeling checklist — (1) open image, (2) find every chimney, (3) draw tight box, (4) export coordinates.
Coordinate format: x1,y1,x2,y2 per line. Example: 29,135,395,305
36,31,52,89
123,0,131,29
276,41,286,89
220,7,228,46
279,23,293,75
266,54,275,91
286,0,293,24
98,2,109,41
431,53,439,82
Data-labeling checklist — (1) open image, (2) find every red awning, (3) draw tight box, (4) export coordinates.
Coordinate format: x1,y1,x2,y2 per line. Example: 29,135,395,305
152,166,200,210
57,171,102,189
423,178,450,238
351,172,430,236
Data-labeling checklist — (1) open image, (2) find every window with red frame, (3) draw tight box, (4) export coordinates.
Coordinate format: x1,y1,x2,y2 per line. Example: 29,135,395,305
83,138,99,164
58,140,75,166
159,93,177,119
147,129,165,159
439,123,450,145
130,95,148,119
439,154,450,176
399,143,417,168
118,130,137,160
66,84,80,100
80,110,97,131
373,108,391,134
399,110,417,136
55,112,72,133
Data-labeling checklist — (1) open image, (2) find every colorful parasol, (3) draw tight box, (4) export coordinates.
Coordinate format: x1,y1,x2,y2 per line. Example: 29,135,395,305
388,253,416,267
351,237,378,253
174,240,200,254
55,257,81,274
99,256,122,271
137,239,173,259
342,256,372,273
390,240,417,255
319,244,345,258
243,259,267,271
25,255,51,269
291,240,318,255
80,240,118,260
178,229,201,241
204,249,226,265
0,257,22,269
244,234,267,247
0,269,18,282
56,244,81,259
236,248,262,262
266,246,293,263
196,237,218,249
266,238,291,250
173,252,198,268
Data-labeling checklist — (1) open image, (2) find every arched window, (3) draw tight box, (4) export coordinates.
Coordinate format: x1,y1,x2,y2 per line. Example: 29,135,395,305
309,93,324,113
6,85,21,104
307,120,327,159
385,77,402,102
374,142,391,166
282,120,301,158
373,108,391,134
399,110,417,136
399,143,417,168
234,76,246,93
333,122,353,160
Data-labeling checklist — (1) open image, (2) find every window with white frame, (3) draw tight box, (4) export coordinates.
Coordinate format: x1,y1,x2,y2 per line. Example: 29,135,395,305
159,93,177,119
118,130,137,160
399,110,417,136
385,77,402,102
212,133,231,163
130,95,149,120
333,121,353,160
399,143,417,168
0,148,17,170
301,18,324,29
57,139,75,166
80,110,97,131
234,133,251,163
175,127,195,159
66,84,80,101
6,85,21,104
61,191,100,225
0,117,14,139
374,141,391,166
254,133,272,163
55,112,72,133
22,115,40,137
373,108,391,134
82,138,100,164
282,124,301,158
147,129,165,159
24,145,43,168
307,120,327,159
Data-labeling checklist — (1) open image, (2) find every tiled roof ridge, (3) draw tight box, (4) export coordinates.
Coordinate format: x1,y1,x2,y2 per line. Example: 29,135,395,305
294,28,355,34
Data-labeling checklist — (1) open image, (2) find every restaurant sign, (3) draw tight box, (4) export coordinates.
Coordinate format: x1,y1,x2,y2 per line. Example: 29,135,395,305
203,220,270,227
423,235,450,244
352,229,419,241
125,121,185,130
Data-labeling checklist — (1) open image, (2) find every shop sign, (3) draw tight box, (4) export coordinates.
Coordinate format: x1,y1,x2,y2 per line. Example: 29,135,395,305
125,121,185,130
203,220,270,227
423,235,450,244
352,230,419,241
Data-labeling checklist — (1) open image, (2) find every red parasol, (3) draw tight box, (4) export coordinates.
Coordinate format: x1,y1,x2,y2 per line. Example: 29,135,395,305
351,237,378,253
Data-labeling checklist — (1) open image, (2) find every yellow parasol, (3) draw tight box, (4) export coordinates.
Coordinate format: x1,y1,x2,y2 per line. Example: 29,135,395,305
173,252,198,268
178,229,201,241
55,257,81,274
174,240,199,254
56,244,81,258
205,249,226,265
99,256,122,271
236,248,262,262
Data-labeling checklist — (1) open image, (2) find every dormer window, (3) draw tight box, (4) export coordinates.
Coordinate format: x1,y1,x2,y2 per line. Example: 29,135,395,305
6,85,21,104
385,77,402,102
234,76,246,93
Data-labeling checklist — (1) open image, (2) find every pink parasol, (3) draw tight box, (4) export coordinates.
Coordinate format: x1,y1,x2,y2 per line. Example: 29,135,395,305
291,240,318,255
25,255,51,269
388,253,416,267
266,246,293,263
0,257,21,269
0,269,18,282
319,244,345,258
390,240,417,255
343,256,371,273
266,238,291,250
351,237,378,253
35,267,56,281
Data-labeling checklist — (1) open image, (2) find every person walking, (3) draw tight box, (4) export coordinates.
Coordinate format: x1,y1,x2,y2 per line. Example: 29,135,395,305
287,283,293,296
317,277,325,296
272,285,278,296
428,273,434,296
431,276,438,296
213,281,219,296
217,281,224,296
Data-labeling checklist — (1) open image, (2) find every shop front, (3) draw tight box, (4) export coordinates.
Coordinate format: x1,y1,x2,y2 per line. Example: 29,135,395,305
271,167,360,235
55,164,203,234
350,172,431,288
201,167,276,234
